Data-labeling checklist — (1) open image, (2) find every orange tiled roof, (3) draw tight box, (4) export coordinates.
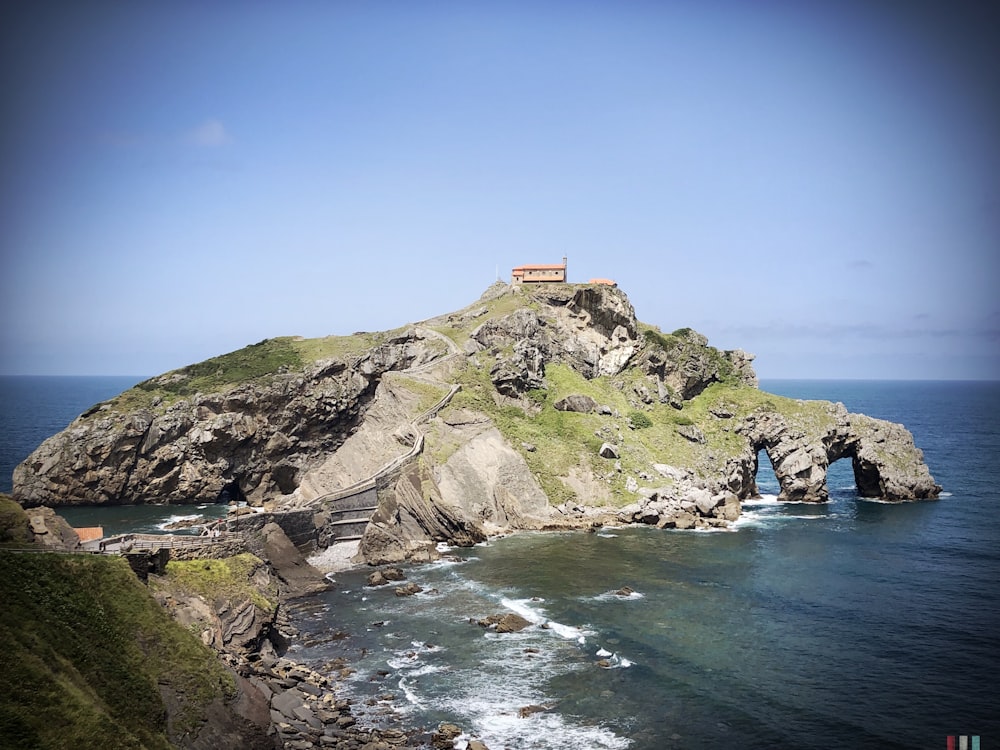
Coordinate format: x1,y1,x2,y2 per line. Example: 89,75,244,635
589,278,616,286
74,527,104,543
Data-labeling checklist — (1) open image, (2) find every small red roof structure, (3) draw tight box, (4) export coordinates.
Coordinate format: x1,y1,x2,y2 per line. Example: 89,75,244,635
512,256,567,284
589,278,617,287
74,527,104,543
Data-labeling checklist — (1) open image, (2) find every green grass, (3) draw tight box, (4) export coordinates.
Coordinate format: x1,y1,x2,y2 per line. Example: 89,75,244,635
427,291,534,349
0,552,236,749
98,329,405,414
0,494,32,546
438,358,850,506
392,375,450,415
159,553,278,613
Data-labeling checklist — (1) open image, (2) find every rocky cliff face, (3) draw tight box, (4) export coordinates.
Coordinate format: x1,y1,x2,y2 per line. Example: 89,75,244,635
13,331,446,506
13,282,940,561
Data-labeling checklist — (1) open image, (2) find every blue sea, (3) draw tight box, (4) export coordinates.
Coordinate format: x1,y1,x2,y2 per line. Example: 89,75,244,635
3,377,999,748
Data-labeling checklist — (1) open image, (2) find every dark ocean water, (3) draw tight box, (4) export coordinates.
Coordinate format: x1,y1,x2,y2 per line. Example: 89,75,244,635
3,377,999,748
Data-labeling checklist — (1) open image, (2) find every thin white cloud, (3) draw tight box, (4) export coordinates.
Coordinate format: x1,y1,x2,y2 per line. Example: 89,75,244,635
186,118,232,147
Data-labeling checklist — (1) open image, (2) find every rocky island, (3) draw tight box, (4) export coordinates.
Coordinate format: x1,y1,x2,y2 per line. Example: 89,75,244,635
4,280,943,749
13,281,939,564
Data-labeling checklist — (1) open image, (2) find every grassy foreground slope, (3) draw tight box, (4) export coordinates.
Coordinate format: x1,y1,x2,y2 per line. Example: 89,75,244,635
0,500,236,750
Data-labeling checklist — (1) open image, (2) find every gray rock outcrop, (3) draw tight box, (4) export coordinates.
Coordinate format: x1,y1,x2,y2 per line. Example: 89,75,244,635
737,403,940,502
13,330,446,507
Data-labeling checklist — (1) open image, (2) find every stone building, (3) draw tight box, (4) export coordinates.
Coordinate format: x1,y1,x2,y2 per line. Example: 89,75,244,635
511,256,567,284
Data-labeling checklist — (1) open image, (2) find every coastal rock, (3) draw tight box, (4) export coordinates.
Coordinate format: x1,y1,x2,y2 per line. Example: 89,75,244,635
13,330,447,507
367,570,389,587
554,394,598,414
432,723,464,749
394,582,423,597
637,327,757,401
261,522,329,598
152,553,280,658
739,405,941,502
519,705,549,718
24,507,80,550
477,613,532,633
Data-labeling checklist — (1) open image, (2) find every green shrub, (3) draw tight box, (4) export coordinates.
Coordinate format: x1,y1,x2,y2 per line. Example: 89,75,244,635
642,328,677,351
628,411,653,429
526,388,548,405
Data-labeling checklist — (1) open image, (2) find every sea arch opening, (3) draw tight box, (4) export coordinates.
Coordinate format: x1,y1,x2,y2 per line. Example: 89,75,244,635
753,448,782,498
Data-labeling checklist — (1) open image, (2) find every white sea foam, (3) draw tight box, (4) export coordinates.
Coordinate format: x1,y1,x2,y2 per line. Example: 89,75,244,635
596,647,612,657
500,597,547,625
406,663,446,678
548,621,591,643
156,514,203,530
397,676,424,709
742,493,780,506
460,703,631,750
591,589,646,602
939,491,953,497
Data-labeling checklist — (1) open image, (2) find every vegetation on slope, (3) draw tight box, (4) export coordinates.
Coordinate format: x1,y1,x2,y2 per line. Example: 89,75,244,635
443,354,839,506
97,330,397,414
0,551,236,749
159,553,278,612
0,494,32,546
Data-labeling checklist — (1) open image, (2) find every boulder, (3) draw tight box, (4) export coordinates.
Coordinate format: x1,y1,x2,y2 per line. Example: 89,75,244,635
477,613,532,633
382,567,406,581
686,488,719,516
673,512,696,530
676,424,706,444
432,723,463,749
553,395,598,414
25,507,80,550
261,522,328,597
599,443,619,459
518,705,548,718
394,582,423,597
652,464,687,481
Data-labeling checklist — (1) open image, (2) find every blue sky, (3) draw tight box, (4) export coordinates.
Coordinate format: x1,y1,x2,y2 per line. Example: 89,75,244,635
2,1,997,379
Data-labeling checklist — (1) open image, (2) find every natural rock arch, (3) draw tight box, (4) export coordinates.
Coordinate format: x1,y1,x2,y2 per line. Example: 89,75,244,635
739,405,940,503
